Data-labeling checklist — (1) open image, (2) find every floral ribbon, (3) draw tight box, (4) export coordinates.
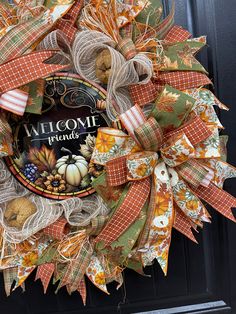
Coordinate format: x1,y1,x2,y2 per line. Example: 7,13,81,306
92,83,236,274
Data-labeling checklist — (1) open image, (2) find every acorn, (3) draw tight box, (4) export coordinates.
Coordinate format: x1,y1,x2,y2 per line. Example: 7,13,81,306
4,197,37,229
95,49,112,84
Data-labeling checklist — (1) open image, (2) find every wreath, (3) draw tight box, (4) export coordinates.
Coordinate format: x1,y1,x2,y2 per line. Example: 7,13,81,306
0,0,235,304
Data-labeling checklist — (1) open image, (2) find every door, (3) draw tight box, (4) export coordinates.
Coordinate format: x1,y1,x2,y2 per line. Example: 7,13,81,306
0,0,236,313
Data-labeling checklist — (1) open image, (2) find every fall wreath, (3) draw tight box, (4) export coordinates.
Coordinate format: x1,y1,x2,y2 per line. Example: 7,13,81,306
0,0,235,304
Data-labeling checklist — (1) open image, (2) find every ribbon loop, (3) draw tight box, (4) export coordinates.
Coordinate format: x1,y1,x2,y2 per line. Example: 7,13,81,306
116,37,137,60
161,133,195,167
127,151,158,181
134,117,163,151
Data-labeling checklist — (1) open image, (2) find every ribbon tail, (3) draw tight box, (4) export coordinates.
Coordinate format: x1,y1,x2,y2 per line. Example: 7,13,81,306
174,205,198,243
192,183,236,222
0,50,69,94
77,277,87,306
35,263,55,294
94,177,151,247
3,267,18,296
141,162,174,276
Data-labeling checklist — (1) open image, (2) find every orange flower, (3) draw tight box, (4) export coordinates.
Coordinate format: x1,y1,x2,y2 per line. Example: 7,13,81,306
22,251,38,267
177,189,187,201
155,194,170,215
186,200,198,211
96,133,115,153
94,272,106,285
150,158,157,169
136,163,148,177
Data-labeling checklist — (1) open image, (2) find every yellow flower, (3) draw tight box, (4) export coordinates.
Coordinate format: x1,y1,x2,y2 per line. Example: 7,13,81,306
186,200,198,211
22,252,38,267
136,163,148,177
94,272,106,285
96,133,115,153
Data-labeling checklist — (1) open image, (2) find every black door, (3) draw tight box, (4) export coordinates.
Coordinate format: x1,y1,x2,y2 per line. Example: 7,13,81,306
1,1,236,313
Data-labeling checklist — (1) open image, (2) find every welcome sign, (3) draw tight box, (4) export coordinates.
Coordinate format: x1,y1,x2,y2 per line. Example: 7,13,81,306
5,74,109,199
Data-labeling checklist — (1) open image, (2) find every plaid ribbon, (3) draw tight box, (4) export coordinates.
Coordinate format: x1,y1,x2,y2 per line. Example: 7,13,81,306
35,263,55,293
0,13,53,64
0,89,28,115
177,159,214,188
94,177,150,247
129,80,158,106
134,117,163,151
77,277,87,306
0,50,69,94
3,267,19,296
155,71,212,91
63,240,93,293
192,183,236,222
117,37,137,60
86,216,109,236
43,217,68,240
164,25,192,43
164,115,212,146
174,205,197,243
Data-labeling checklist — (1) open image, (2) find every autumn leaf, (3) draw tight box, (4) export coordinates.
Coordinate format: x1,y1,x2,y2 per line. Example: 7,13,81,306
157,89,180,112
28,145,56,171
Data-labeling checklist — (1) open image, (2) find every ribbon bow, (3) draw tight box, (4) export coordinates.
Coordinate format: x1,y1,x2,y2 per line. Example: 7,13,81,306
92,84,236,275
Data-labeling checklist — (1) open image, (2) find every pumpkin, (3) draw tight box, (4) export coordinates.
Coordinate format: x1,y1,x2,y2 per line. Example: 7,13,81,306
56,148,88,186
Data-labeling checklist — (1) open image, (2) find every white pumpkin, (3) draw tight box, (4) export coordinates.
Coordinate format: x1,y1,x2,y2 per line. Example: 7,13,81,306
56,152,88,186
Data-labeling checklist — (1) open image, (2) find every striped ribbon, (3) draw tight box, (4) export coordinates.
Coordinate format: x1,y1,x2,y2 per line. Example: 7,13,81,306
0,89,28,116
120,104,146,140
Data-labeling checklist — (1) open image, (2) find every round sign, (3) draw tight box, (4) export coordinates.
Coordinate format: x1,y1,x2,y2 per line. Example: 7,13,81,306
5,73,110,200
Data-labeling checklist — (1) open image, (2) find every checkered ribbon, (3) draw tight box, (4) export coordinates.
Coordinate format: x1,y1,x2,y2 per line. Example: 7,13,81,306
164,115,212,146
0,50,69,94
0,13,53,65
155,71,212,91
43,217,68,240
174,205,197,243
164,25,192,43
192,183,236,222
55,0,83,43
35,263,55,293
0,89,28,116
129,80,158,106
177,159,214,188
94,177,151,247
106,156,127,187
134,117,163,151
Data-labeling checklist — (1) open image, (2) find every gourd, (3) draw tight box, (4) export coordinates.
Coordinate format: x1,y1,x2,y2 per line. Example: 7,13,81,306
56,147,88,186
